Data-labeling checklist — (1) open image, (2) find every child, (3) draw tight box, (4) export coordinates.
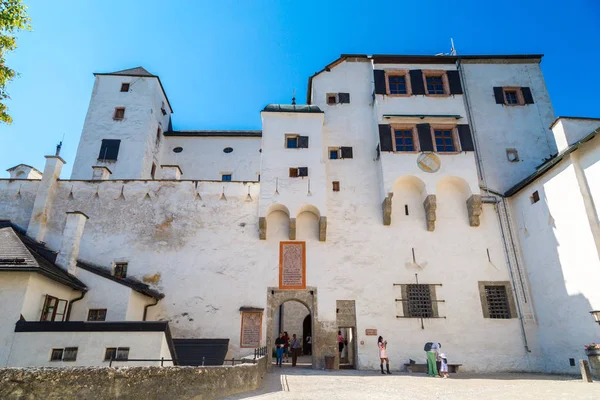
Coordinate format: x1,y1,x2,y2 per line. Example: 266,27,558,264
439,352,449,378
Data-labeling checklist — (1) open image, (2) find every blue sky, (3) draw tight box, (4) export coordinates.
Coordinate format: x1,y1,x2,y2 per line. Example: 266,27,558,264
0,0,599,178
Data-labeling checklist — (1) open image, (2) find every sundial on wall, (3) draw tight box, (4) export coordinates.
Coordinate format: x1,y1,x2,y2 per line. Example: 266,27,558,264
417,152,441,173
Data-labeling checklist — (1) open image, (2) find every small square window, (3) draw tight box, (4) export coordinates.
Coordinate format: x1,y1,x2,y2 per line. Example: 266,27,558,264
104,347,116,361
286,136,298,149
88,309,107,321
114,262,127,279
434,129,456,152
116,347,129,361
327,94,337,105
388,75,407,95
63,347,78,361
426,76,445,95
151,163,156,179
531,191,540,204
289,168,298,178
484,286,511,319
329,149,339,160
113,107,125,120
298,167,308,177
394,129,415,152
332,181,340,192
120,83,130,92
222,174,232,182
504,90,519,105
50,348,64,361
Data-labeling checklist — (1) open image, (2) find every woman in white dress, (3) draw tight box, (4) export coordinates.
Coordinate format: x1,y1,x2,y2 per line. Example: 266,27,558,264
378,336,391,375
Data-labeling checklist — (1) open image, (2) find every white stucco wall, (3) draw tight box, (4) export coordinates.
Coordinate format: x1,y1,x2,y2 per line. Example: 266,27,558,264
21,273,79,321
510,139,600,373
460,61,556,192
71,75,171,180
160,136,261,181
552,118,600,152
0,180,40,230
0,272,30,366
7,331,173,367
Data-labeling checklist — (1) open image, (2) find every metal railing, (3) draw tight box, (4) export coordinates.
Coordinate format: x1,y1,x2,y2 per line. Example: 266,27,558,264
108,346,268,367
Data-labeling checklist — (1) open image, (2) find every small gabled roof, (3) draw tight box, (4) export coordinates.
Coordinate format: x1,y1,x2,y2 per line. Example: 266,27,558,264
0,222,86,291
94,66,173,113
77,260,164,300
262,104,323,114
6,164,42,174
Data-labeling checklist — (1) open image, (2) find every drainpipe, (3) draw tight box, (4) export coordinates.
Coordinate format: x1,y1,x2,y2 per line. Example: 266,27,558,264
143,298,160,321
66,290,86,321
458,58,531,353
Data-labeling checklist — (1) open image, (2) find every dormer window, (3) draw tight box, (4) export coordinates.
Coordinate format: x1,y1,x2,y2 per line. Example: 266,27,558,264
114,262,127,278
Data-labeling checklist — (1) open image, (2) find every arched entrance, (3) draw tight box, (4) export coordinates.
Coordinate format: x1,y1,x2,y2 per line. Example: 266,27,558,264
266,287,318,369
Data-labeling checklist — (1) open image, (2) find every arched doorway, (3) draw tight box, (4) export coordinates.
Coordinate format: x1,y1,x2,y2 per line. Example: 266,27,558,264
272,300,312,368
266,288,318,369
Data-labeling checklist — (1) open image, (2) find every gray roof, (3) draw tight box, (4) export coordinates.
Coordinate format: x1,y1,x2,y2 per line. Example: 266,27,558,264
262,104,323,113
6,164,42,174
0,222,86,291
97,66,156,77
164,130,262,138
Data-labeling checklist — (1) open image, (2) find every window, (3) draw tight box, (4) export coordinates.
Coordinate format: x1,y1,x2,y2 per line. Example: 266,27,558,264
478,281,517,319
329,147,353,159
423,71,449,96
173,147,183,153
223,147,234,153
494,87,533,106
504,90,518,105
393,128,415,152
114,262,127,278
531,191,540,204
329,149,339,159
104,347,129,361
151,163,156,179
433,129,456,152
332,181,340,192
113,107,125,120
406,284,433,318
120,83,130,92
289,167,308,178
161,101,167,116
326,93,350,104
327,93,337,104
222,174,232,182
389,75,407,95
63,347,78,361
40,295,67,322
50,349,64,361
88,309,107,321
98,139,121,161
285,135,308,149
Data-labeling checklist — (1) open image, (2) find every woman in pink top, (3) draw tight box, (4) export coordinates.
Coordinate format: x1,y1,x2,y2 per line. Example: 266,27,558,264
337,330,345,359
378,336,391,375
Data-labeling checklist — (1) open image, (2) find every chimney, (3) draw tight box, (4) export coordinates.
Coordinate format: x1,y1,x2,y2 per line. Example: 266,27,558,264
551,117,600,153
27,155,66,242
161,165,182,180
56,211,89,275
92,166,112,180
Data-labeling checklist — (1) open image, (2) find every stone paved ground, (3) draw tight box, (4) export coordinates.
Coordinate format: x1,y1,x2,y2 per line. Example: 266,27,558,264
222,367,600,400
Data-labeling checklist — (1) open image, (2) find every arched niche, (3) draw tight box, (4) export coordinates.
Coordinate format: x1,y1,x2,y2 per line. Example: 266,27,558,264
391,175,427,225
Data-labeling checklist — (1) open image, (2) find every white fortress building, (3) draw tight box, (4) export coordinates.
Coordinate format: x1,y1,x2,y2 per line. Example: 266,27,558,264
1,54,599,373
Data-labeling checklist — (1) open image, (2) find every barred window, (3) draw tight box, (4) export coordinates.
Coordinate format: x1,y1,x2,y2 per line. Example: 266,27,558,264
406,284,433,318
63,347,78,361
484,286,511,319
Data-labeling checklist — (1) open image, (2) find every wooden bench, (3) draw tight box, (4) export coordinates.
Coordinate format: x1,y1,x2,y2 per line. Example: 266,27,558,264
404,363,462,373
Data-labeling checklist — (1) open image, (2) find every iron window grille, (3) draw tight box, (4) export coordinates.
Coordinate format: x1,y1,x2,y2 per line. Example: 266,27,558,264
406,284,434,318
63,347,78,361
104,347,130,361
50,349,64,361
484,285,511,319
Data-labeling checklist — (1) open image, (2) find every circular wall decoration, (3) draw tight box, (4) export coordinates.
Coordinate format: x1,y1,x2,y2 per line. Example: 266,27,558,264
417,152,441,173
223,147,233,153
173,147,183,153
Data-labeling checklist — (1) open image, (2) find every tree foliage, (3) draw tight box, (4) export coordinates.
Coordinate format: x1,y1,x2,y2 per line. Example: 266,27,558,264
0,0,31,124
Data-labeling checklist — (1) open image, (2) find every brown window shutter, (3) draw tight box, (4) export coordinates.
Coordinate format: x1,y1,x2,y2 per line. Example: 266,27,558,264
457,125,474,151
447,71,463,95
378,125,393,152
289,168,298,178
417,124,433,152
410,70,425,95
521,87,534,104
374,70,386,94
493,87,505,104
340,147,353,159
298,136,309,148
298,167,308,177
338,93,350,103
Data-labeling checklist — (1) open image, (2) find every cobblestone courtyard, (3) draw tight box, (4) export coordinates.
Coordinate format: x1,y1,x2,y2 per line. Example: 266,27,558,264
223,367,600,400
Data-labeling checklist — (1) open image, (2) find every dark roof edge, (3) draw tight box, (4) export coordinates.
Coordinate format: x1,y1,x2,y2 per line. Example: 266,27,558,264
0,267,87,292
6,164,42,173
77,261,164,299
549,116,600,130
164,131,262,138
15,320,170,333
505,127,600,197
93,72,174,114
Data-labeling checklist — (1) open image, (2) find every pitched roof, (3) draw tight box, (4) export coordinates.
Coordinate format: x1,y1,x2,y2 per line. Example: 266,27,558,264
0,222,86,291
262,104,323,113
6,164,42,174
77,260,164,300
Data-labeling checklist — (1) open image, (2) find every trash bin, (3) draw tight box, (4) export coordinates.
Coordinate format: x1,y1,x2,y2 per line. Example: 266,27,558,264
325,355,335,370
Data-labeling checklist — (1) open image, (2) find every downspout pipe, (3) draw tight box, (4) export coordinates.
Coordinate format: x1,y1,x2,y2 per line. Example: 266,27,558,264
143,297,160,321
66,289,87,321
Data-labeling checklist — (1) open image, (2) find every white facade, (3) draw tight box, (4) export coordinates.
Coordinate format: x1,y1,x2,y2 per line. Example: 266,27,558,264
1,55,599,373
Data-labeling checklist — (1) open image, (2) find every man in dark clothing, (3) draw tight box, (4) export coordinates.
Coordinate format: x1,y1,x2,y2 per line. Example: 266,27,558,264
290,334,301,366
275,332,285,367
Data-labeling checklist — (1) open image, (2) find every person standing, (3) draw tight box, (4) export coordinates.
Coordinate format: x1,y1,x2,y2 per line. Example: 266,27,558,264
290,334,301,367
439,352,449,378
275,332,285,367
305,335,312,355
424,342,440,377
378,336,391,375
283,331,290,363
337,330,345,360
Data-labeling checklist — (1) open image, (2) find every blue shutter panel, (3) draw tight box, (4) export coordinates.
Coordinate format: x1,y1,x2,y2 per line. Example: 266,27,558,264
410,70,425,95
379,125,393,152
374,70,386,94
447,71,463,94
417,124,433,152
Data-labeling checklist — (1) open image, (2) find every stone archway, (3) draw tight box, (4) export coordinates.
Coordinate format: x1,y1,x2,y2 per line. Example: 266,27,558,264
266,287,326,369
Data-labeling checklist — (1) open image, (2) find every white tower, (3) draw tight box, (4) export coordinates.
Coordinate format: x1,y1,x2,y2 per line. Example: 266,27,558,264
71,67,173,180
